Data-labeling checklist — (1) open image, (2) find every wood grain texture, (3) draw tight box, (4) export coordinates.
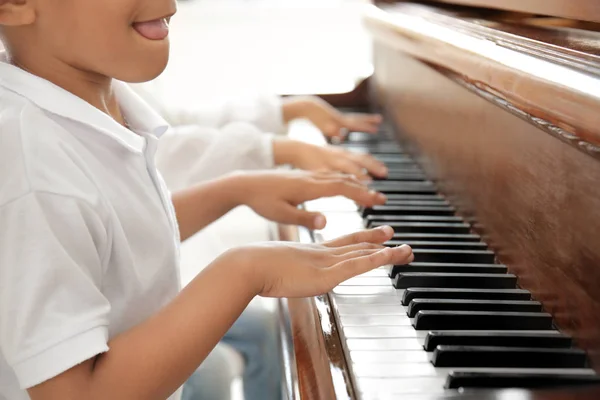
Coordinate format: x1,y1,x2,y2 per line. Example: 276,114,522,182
375,0,600,24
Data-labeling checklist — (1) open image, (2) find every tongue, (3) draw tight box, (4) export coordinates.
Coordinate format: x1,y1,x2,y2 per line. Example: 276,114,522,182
133,19,169,40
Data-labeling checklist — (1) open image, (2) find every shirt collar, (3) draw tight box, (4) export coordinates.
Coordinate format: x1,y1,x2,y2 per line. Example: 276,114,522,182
0,52,170,152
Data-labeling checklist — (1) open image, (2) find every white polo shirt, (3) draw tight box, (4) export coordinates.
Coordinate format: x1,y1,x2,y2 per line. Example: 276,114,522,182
0,55,182,400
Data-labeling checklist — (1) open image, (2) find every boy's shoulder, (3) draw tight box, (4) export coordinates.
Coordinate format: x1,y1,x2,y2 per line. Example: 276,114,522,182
0,89,101,208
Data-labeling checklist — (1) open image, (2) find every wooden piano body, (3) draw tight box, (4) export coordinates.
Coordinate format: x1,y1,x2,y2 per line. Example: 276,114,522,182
279,2,600,399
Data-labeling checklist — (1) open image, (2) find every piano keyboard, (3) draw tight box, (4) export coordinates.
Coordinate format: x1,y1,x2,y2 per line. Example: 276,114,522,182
303,122,600,399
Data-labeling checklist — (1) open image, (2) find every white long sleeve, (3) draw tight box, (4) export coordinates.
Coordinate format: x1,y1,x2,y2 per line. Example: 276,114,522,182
156,122,275,192
129,82,287,135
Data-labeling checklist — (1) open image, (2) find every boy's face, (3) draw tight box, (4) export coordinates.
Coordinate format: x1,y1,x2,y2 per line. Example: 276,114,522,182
1,0,178,82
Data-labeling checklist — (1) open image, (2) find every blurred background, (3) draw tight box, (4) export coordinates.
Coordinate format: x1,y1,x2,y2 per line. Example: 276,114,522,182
151,0,374,110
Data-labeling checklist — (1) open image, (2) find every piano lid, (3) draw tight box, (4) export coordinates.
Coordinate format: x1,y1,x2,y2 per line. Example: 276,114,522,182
385,0,600,25
364,3,600,159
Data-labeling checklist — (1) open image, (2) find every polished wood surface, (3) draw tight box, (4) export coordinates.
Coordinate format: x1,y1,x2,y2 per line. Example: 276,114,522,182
364,4,600,154
367,2,600,373
376,0,600,24
279,224,352,400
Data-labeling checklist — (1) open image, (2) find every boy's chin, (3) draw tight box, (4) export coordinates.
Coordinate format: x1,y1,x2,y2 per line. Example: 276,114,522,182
115,53,170,83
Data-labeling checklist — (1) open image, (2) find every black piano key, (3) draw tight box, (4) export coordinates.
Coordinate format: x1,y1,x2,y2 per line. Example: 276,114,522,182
366,216,465,226
367,207,456,218
389,263,507,278
382,194,443,201
424,331,573,351
381,161,420,169
389,233,481,241
433,346,588,368
387,241,488,251
446,371,600,389
407,299,542,317
369,223,469,235
370,183,436,195
363,206,457,218
411,249,495,263
377,199,449,207
344,132,395,144
375,173,428,182
372,154,414,163
401,288,531,306
345,146,404,155
413,311,554,330
384,166,426,175
394,273,516,289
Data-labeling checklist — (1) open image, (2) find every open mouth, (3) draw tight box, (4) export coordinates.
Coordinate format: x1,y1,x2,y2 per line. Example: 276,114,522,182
133,15,172,41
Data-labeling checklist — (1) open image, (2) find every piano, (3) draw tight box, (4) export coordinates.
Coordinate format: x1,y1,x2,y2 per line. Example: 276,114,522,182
277,1,600,399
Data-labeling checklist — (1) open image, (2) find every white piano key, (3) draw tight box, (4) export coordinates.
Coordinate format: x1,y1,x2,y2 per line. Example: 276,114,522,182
350,350,431,364
336,304,406,316
333,286,401,296
353,363,439,378
344,326,423,338
304,197,359,212
341,315,412,326
352,364,598,379
332,294,404,306
356,377,447,397
346,338,425,351
357,268,391,277
313,212,365,242
339,277,393,286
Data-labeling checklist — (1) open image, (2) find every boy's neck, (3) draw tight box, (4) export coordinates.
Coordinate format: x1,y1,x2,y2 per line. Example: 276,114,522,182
9,50,126,126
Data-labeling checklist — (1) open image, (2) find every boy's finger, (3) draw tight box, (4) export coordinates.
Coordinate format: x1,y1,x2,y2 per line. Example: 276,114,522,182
343,114,382,134
275,204,327,230
333,248,383,262
328,245,413,284
334,159,370,182
324,225,394,247
311,171,362,185
350,153,388,178
327,242,383,255
316,180,386,206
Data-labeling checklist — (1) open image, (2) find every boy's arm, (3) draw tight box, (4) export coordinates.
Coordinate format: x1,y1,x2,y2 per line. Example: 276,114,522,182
28,228,411,400
29,251,258,400
171,174,242,241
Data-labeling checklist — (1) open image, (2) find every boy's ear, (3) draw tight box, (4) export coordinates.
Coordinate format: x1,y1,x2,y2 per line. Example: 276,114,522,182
0,0,35,26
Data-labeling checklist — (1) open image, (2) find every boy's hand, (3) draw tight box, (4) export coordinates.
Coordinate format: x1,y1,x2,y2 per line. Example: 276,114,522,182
228,226,414,298
273,139,388,181
282,96,382,138
233,170,386,229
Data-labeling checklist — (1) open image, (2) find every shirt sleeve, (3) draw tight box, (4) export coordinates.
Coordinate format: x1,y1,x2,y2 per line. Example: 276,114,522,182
0,192,111,389
155,122,275,192
128,83,288,135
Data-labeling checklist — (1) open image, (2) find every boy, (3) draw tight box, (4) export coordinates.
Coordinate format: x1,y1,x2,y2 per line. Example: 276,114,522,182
0,2,413,400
